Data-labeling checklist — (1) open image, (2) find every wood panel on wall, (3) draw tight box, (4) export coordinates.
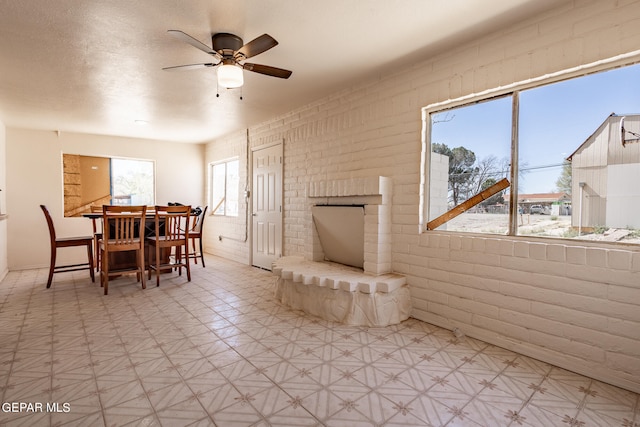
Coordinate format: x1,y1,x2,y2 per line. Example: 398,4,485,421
63,154,111,217
79,156,110,205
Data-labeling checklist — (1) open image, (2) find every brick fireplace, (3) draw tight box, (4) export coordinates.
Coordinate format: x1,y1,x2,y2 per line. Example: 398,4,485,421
306,176,392,275
272,175,409,327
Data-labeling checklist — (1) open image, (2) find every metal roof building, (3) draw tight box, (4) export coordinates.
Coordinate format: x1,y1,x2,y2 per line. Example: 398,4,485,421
567,113,640,229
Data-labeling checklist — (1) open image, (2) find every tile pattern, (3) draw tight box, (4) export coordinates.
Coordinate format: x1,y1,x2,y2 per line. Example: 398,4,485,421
1,256,639,426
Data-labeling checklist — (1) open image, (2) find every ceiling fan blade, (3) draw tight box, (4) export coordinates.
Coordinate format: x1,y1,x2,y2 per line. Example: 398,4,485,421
168,30,221,59
243,63,292,79
236,34,278,59
162,63,217,71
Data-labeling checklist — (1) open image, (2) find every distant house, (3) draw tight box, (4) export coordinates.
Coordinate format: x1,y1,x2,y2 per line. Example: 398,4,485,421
567,113,640,229
517,193,571,215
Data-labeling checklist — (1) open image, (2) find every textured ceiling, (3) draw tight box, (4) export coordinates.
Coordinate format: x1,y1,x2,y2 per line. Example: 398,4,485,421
0,0,564,143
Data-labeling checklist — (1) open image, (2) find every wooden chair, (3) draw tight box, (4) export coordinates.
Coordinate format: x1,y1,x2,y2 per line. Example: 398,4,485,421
100,205,147,295
147,205,191,287
40,205,95,288
90,205,103,271
183,206,208,267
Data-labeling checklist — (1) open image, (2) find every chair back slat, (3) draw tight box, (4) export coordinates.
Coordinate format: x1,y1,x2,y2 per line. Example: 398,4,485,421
112,215,137,244
154,205,190,241
103,205,147,249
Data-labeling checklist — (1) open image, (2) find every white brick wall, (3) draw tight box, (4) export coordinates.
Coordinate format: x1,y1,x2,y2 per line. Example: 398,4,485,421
203,129,250,264
205,0,640,393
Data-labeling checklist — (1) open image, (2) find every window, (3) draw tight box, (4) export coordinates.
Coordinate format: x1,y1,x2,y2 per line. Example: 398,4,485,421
210,159,239,216
110,158,155,206
429,96,512,234
424,61,640,245
63,154,155,217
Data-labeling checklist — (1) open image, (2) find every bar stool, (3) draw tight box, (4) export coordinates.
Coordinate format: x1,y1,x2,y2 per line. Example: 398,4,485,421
184,206,208,267
147,205,191,287
90,205,103,271
99,205,147,295
40,205,95,288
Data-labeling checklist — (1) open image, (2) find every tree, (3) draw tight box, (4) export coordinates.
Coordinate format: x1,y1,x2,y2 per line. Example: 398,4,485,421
480,177,505,208
469,155,500,196
433,143,477,206
556,160,572,195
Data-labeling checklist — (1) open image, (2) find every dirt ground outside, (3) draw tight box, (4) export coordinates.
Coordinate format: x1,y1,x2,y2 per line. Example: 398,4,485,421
441,213,640,244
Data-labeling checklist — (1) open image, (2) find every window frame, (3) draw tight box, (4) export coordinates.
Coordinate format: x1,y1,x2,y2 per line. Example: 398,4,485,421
62,154,156,216
421,54,640,245
209,158,240,217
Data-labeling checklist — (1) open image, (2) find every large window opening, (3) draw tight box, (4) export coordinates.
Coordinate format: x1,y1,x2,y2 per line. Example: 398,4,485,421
63,154,155,217
429,96,512,235
425,61,640,245
110,158,155,206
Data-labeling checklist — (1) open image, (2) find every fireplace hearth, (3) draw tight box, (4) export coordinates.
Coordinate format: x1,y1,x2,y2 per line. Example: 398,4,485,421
271,176,410,327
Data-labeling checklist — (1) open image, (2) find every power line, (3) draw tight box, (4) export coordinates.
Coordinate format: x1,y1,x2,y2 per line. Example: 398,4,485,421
447,162,565,178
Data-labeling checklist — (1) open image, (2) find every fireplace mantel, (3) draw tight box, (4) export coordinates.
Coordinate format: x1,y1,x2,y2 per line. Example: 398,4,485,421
307,176,391,200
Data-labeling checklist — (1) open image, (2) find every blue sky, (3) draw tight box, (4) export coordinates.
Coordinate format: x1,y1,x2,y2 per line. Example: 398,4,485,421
431,62,640,194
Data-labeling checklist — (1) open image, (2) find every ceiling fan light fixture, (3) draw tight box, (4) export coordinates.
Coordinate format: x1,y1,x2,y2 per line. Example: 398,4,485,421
217,63,243,88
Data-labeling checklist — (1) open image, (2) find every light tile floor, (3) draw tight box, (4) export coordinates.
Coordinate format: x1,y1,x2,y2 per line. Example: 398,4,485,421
1,255,639,426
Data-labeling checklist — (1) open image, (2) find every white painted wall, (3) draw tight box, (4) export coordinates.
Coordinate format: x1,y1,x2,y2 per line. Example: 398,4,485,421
204,0,640,393
0,119,7,281
203,129,251,264
6,128,205,270
429,152,449,226
607,163,640,228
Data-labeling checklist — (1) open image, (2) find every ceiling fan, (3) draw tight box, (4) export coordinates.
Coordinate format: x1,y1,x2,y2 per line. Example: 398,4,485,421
163,30,292,89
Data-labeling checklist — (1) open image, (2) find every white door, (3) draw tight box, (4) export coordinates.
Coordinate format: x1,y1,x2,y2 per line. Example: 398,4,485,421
252,143,282,270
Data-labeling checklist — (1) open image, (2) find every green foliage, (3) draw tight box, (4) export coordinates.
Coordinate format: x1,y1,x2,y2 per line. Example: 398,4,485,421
563,228,579,238
593,225,607,234
556,160,572,195
627,228,640,238
433,143,478,206
433,141,513,209
480,177,505,207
